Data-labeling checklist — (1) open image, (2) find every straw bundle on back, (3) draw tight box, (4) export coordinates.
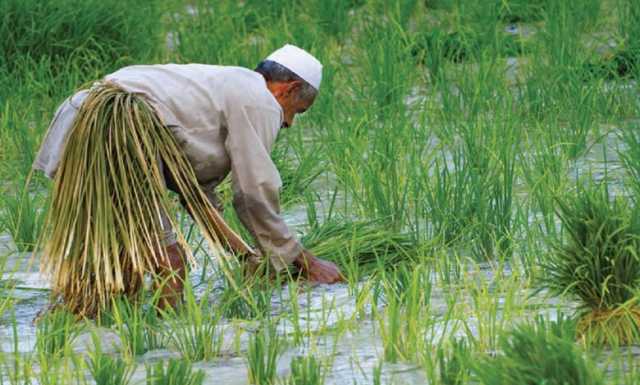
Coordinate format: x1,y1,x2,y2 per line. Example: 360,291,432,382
39,83,252,317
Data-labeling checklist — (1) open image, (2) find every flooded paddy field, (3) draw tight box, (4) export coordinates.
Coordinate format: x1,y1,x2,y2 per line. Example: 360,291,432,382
2,0,640,384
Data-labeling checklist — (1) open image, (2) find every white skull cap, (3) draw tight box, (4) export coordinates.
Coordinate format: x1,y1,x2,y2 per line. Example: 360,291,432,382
266,44,323,90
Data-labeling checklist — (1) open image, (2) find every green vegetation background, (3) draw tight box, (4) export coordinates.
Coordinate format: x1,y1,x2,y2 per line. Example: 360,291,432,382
2,0,640,383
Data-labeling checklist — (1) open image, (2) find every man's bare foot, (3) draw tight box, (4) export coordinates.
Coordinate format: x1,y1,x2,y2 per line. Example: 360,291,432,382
294,250,345,284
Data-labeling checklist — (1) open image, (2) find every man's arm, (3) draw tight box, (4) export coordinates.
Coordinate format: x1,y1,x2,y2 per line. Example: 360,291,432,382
223,101,343,283
224,103,302,271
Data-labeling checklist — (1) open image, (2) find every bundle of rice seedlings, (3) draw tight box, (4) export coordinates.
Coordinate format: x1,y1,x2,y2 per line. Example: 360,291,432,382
540,184,640,345
300,218,419,271
38,83,252,317
145,358,205,385
473,316,603,385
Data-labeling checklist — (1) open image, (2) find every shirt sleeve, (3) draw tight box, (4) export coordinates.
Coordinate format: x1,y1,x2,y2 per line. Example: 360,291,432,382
33,90,89,179
223,103,302,271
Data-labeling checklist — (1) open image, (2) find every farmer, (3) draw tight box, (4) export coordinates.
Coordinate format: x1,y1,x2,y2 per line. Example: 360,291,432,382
33,44,343,316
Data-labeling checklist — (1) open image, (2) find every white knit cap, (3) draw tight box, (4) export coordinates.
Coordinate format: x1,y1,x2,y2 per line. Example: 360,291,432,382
266,44,323,90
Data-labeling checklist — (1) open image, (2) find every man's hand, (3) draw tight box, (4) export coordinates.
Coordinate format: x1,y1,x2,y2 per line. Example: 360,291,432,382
294,249,345,284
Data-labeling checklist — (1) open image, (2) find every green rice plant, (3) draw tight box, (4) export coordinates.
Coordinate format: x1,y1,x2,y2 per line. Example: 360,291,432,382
300,218,419,272
35,308,80,357
616,0,640,79
168,1,258,67
36,352,85,385
376,265,432,363
109,296,165,357
163,283,223,361
461,263,527,352
434,338,472,385
0,0,162,74
246,323,284,385
0,101,41,180
521,130,572,239
36,357,65,385
619,124,640,200
86,333,133,385
1,179,47,252
0,355,34,385
1,316,35,384
540,183,640,345
424,118,518,260
473,315,603,385
285,355,324,385
517,0,603,128
145,358,205,385
217,257,275,320
582,49,639,81
271,129,324,208
355,18,413,114
305,0,354,39
605,344,640,385
497,0,548,22
412,27,529,76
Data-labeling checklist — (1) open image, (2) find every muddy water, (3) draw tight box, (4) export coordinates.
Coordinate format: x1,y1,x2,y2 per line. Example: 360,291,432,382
0,127,633,384
0,131,622,385
0,233,570,385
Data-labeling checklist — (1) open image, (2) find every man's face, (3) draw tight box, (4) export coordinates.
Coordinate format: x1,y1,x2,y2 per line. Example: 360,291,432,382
268,81,315,128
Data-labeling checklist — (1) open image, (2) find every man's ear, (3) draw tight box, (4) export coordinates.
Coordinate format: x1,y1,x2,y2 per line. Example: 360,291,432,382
285,80,303,96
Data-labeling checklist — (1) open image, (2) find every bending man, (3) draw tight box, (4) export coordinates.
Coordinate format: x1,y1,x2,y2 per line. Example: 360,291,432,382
33,44,343,316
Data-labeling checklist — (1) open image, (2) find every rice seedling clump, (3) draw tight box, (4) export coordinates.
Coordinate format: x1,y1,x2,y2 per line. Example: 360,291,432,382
145,359,205,385
540,184,640,345
35,308,80,357
473,316,603,385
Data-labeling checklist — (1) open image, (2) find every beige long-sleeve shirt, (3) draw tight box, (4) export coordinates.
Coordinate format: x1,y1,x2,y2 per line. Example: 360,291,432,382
33,64,303,270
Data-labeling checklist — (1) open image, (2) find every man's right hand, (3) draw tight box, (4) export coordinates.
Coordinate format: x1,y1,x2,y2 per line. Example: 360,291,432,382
294,249,345,284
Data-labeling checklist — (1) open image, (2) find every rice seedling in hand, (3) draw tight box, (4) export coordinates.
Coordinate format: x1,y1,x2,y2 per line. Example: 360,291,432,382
246,323,284,385
301,218,418,272
145,358,205,385
473,315,603,385
86,333,133,385
35,308,80,357
163,283,222,361
285,355,324,385
540,184,640,345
